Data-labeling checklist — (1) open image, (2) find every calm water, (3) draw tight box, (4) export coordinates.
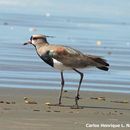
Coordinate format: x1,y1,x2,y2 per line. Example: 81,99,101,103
0,0,130,93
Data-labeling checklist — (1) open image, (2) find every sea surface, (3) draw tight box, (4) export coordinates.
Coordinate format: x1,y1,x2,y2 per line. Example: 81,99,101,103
0,0,130,93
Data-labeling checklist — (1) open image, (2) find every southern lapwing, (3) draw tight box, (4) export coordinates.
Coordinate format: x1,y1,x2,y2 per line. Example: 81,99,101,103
23,34,109,108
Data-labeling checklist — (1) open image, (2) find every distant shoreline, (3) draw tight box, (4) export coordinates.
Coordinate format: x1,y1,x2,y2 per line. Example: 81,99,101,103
0,86,130,94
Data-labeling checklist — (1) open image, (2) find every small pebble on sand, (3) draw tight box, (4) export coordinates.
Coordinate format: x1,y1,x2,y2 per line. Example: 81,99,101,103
45,102,51,105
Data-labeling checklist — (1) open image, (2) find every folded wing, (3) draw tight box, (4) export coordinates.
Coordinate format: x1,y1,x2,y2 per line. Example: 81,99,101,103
48,46,109,70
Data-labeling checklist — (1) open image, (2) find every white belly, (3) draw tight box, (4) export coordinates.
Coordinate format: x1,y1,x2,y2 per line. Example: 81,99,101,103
53,59,71,71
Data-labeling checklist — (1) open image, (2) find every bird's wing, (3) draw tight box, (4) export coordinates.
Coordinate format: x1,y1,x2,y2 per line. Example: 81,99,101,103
48,46,93,68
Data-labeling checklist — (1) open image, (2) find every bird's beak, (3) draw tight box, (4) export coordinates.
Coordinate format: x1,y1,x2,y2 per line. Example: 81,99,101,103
23,40,32,45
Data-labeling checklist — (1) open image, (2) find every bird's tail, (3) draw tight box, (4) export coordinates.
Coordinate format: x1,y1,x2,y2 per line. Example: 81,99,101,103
87,55,109,71
97,66,109,71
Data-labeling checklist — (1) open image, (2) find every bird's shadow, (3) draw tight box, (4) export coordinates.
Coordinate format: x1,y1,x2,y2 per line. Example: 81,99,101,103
48,103,130,111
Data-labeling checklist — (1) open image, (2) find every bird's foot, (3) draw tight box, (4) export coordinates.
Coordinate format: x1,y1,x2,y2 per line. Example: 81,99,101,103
75,95,80,100
70,95,83,109
75,95,80,105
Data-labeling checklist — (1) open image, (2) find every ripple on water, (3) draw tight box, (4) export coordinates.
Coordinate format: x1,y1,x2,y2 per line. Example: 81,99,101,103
0,13,130,93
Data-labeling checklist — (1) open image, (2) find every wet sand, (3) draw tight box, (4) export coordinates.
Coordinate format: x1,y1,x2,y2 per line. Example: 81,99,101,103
0,87,130,130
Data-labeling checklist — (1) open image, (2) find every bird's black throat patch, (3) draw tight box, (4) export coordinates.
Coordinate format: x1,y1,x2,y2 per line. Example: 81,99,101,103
40,52,54,67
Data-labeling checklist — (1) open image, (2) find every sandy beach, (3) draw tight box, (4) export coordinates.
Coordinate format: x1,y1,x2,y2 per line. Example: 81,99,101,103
0,0,130,130
0,87,130,130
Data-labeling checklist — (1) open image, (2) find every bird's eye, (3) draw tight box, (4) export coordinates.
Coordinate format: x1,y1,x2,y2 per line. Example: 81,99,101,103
32,38,37,40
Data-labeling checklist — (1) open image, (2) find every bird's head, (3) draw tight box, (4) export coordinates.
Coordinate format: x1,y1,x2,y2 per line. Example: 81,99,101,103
23,34,53,46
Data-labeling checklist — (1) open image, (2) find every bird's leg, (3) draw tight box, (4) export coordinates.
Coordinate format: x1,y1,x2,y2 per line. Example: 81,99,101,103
59,71,64,105
73,69,83,108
